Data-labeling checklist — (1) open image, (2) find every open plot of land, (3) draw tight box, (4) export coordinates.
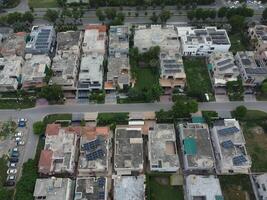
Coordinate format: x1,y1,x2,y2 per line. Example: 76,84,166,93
183,58,214,100
240,110,267,172
219,175,255,200
132,67,159,91
147,174,184,200
28,0,57,8
229,33,247,53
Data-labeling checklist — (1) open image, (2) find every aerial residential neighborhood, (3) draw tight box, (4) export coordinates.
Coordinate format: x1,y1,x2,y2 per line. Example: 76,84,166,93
1,0,267,199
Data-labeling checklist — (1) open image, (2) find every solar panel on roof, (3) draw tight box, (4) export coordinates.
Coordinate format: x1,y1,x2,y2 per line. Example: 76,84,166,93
98,191,105,199
83,139,100,151
221,140,234,149
219,63,235,71
217,59,232,66
85,149,104,161
98,177,105,187
218,126,239,136
233,155,247,166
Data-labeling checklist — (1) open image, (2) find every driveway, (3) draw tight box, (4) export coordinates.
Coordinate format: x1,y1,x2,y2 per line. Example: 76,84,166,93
215,94,229,102
105,93,117,104
244,94,257,102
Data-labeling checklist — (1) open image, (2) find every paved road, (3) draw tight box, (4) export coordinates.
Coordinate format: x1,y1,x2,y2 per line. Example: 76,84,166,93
1,101,267,122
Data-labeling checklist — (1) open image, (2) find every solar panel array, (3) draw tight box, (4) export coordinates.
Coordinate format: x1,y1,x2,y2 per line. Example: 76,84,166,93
233,155,247,166
83,139,100,151
86,149,104,161
218,126,239,136
221,140,234,149
98,177,105,187
245,67,267,75
35,29,51,50
217,58,232,66
98,191,105,200
219,63,235,72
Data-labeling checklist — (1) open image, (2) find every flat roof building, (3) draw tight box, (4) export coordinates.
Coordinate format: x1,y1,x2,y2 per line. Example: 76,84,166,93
209,52,239,88
134,25,180,54
0,32,26,57
50,31,82,91
114,126,143,175
109,26,129,56
185,175,224,200
33,178,74,200
248,25,267,53
25,26,56,55
78,126,110,175
38,124,79,175
74,177,107,200
253,173,267,200
114,175,145,200
211,119,251,174
148,124,180,172
177,26,231,56
159,52,186,89
105,56,131,90
0,56,24,92
235,51,267,87
179,123,214,171
22,54,51,89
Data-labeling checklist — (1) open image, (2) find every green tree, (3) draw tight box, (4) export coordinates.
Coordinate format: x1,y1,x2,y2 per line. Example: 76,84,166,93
218,7,228,18
150,84,163,101
187,10,195,20
44,9,59,23
172,98,198,118
150,12,158,23
7,12,22,24
22,11,34,23
39,84,64,103
261,81,267,94
159,10,171,23
229,15,245,33
96,8,106,21
33,121,45,135
105,8,117,20
262,8,267,21
233,105,247,120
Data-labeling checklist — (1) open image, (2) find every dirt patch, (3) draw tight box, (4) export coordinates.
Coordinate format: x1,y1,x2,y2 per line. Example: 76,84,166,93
154,176,170,186
250,126,264,135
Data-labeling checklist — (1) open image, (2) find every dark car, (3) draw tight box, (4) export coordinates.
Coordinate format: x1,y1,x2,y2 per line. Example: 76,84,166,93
9,157,19,163
11,151,19,157
5,180,15,187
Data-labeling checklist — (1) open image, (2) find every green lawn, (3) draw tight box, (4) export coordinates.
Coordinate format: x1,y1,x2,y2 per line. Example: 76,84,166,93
28,0,57,8
147,174,184,200
0,99,35,109
132,67,159,91
219,175,255,200
240,110,267,171
97,112,129,126
183,58,214,101
43,114,72,125
229,33,247,53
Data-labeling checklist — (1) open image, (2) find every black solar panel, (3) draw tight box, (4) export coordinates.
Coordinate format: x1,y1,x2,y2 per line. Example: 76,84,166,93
98,191,105,199
98,177,105,187
233,155,247,166
83,139,100,151
221,140,234,149
85,149,104,161
217,59,232,66
218,126,239,136
219,63,235,71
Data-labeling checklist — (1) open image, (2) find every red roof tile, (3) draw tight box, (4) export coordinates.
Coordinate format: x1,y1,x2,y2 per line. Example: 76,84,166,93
85,24,107,32
38,150,53,174
45,124,61,136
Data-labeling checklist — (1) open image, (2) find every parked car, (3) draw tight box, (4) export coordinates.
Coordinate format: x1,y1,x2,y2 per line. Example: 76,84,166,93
10,151,19,158
7,175,16,181
7,169,17,175
18,118,27,127
15,137,21,142
5,180,15,186
12,147,18,152
9,163,17,168
17,140,25,146
15,132,23,137
9,157,19,163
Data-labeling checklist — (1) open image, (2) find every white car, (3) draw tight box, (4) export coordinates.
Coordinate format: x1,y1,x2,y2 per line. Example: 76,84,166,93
10,163,17,168
12,147,18,152
8,175,16,181
7,169,17,175
15,137,21,142
18,118,27,123
18,141,25,146
15,132,23,137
